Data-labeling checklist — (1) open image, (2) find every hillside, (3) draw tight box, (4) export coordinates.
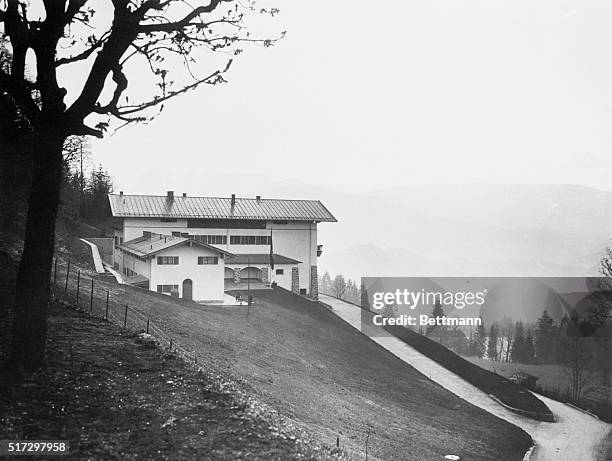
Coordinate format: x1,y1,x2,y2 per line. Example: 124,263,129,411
48,266,533,460
0,300,340,460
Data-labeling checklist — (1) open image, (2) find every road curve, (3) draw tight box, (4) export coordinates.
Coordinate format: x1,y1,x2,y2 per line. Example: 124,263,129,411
319,294,611,461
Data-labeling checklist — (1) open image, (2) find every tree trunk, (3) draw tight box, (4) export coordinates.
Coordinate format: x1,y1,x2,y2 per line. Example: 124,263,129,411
9,128,65,372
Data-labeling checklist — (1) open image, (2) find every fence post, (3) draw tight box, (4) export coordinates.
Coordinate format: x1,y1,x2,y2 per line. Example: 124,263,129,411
105,290,109,320
90,278,94,313
124,304,128,328
76,270,81,305
64,261,71,293
146,318,149,334
53,258,58,285
169,338,173,350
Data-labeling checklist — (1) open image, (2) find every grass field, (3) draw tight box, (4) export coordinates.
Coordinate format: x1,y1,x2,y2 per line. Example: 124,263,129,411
42,268,534,461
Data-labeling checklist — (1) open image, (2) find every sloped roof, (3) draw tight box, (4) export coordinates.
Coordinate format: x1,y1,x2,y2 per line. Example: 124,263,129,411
119,234,232,257
225,253,301,265
108,194,337,222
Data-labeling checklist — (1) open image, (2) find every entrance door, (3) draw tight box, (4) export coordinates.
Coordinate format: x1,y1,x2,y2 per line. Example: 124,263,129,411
182,279,193,301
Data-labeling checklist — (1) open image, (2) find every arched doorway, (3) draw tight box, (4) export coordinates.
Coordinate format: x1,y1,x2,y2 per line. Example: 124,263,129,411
240,266,261,281
224,267,234,280
182,279,193,301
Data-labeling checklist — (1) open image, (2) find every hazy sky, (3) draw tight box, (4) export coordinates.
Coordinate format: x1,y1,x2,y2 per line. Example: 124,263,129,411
82,0,612,195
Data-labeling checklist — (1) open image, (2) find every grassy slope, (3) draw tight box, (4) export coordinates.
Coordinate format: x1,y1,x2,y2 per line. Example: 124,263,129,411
77,278,533,461
0,301,338,461
379,323,554,421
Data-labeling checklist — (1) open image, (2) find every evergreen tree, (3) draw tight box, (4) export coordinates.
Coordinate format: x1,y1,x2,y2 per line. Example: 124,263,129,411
319,271,332,295
535,310,557,363
473,320,487,358
426,301,445,336
524,329,536,364
82,165,113,223
360,283,370,310
488,323,499,360
511,321,526,363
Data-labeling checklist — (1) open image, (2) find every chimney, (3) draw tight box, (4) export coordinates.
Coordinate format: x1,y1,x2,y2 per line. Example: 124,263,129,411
256,195,261,202
119,191,123,196
167,190,174,200
231,194,236,207
182,192,187,197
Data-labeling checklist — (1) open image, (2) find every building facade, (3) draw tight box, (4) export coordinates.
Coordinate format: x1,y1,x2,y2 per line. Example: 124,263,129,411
109,191,336,299
115,233,230,302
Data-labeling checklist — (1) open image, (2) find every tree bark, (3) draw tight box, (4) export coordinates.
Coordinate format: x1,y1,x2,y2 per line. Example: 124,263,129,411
9,127,65,372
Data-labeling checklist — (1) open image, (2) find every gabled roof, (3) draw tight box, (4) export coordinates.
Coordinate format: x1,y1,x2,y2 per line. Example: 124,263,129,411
119,234,233,258
108,194,337,222
225,253,301,265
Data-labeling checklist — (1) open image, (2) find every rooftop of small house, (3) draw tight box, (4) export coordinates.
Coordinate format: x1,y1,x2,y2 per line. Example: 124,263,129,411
118,233,233,258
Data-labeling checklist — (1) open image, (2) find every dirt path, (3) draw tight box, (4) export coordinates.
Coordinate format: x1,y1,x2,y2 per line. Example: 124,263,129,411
319,294,611,461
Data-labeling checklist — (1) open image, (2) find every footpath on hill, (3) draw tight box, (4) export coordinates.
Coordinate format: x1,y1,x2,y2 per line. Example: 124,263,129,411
0,300,343,461
319,294,612,461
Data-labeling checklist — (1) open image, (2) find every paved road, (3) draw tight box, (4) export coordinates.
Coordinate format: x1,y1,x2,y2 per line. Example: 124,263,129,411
319,294,611,461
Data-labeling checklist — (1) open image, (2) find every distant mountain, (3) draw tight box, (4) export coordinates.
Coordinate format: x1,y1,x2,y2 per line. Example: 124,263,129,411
318,244,433,280
210,180,612,280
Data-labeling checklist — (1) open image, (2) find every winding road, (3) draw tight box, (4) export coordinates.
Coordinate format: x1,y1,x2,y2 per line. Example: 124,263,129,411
319,294,611,461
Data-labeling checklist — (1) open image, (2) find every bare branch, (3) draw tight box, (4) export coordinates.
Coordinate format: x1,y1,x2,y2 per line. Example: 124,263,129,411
71,123,104,138
56,32,110,66
117,58,232,116
138,0,227,33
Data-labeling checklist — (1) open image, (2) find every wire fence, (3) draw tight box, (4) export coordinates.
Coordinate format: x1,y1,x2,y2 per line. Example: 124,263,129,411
49,257,371,460
50,258,213,373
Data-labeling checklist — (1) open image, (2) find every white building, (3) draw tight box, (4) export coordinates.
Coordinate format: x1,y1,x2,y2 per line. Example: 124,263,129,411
109,191,336,301
115,233,230,303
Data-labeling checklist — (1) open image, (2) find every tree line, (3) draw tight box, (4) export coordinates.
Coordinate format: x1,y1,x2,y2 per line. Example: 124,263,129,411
318,271,362,306
319,268,611,399
61,136,114,224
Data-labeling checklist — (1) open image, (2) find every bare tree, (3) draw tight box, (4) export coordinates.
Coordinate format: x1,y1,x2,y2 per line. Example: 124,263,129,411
331,274,347,299
1,0,281,372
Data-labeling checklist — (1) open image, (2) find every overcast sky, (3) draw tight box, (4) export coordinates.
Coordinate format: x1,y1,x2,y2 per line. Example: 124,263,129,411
84,0,612,196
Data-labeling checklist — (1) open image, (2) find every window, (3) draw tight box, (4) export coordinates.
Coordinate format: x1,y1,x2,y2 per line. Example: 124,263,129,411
187,219,266,229
114,236,120,247
143,231,151,238
172,231,181,237
157,256,179,265
122,267,137,277
157,284,179,297
275,269,284,275
193,235,226,245
161,218,177,223
198,256,219,265
229,235,271,245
